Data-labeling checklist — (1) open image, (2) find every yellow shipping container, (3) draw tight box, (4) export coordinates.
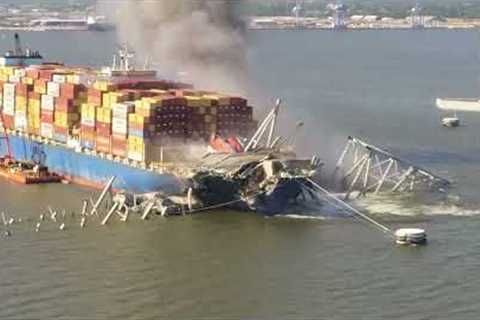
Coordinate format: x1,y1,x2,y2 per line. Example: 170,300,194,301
128,114,149,126
21,77,34,85
55,112,80,127
28,99,41,110
93,80,116,92
16,96,27,110
34,83,47,94
102,92,111,108
3,66,17,76
81,103,97,119
28,112,40,128
109,92,130,105
0,74,9,82
96,108,112,123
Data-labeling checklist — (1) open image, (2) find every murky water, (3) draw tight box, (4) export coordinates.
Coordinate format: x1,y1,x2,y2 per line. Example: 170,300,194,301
0,30,479,319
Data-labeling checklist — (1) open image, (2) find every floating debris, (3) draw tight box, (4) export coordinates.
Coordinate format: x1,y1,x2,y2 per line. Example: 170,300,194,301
80,216,86,228
59,223,65,231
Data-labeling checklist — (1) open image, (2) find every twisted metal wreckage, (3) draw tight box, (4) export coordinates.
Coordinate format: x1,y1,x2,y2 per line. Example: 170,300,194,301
101,101,451,218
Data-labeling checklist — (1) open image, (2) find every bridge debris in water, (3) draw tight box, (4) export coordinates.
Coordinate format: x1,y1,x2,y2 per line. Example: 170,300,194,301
332,136,451,199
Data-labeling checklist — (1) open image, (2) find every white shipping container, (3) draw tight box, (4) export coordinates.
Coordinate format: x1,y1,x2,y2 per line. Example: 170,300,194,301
3,95,15,104
112,118,128,134
3,105,15,116
8,75,21,83
15,115,27,130
41,122,54,138
3,83,15,96
41,94,55,111
3,91,15,99
3,98,15,115
47,81,60,97
113,102,135,118
14,68,26,77
15,110,27,118
52,74,67,84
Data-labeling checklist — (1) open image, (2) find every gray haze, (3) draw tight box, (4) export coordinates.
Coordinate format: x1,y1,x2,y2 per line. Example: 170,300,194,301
104,0,248,95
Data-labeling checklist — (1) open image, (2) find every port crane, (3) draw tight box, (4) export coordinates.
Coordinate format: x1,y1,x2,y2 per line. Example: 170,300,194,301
410,2,425,29
327,2,348,30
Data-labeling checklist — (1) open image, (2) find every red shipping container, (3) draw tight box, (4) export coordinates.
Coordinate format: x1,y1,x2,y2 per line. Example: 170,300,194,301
16,83,32,96
39,69,54,80
54,125,68,135
80,124,95,134
2,114,14,129
96,122,112,136
41,111,54,123
229,97,248,107
88,88,102,98
95,135,111,153
112,132,127,140
87,95,102,106
111,136,127,157
55,97,76,113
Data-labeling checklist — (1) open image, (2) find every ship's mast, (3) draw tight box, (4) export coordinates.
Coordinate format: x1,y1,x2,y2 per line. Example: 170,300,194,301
113,44,135,72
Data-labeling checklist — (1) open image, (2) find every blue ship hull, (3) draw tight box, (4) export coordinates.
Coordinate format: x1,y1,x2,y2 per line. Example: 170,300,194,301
0,135,184,193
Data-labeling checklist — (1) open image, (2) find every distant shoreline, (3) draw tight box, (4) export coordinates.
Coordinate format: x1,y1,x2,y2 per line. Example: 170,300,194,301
248,16,480,31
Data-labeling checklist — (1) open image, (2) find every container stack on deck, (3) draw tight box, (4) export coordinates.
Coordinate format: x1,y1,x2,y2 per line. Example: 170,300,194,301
0,64,256,164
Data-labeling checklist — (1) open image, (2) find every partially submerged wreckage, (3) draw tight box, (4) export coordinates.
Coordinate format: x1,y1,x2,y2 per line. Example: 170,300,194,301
109,102,451,218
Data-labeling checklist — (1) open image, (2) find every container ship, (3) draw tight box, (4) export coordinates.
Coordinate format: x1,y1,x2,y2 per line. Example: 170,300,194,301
0,35,321,215
0,36,259,191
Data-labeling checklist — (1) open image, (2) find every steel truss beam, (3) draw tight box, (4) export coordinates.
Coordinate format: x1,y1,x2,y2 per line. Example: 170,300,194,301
334,136,450,197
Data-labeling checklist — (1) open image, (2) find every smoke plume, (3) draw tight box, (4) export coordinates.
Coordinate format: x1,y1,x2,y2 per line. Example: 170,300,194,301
108,0,248,95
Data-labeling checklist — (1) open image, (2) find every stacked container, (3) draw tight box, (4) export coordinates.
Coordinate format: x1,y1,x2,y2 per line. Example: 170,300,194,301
3,83,16,129
0,64,256,164
95,107,112,153
80,103,96,149
112,101,135,157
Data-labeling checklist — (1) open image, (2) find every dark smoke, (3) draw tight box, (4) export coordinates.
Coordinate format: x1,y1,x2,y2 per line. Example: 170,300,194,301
108,0,248,95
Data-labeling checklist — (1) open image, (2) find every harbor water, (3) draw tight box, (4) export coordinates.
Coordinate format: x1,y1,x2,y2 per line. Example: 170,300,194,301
0,30,480,319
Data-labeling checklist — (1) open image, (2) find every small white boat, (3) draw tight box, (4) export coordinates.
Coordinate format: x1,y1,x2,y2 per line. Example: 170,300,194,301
442,116,460,127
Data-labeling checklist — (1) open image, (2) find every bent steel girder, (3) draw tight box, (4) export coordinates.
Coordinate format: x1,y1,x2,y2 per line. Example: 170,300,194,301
333,136,450,197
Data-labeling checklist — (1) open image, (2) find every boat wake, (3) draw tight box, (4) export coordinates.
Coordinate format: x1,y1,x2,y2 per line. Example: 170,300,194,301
354,194,480,217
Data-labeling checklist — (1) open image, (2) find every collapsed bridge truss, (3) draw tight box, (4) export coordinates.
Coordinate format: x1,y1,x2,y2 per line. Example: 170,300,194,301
332,136,451,199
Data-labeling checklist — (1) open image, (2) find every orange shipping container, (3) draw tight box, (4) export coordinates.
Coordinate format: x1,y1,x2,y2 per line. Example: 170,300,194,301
60,83,84,99
26,68,41,79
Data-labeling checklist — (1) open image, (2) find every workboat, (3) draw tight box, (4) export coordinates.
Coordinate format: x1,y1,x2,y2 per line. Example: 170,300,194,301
442,116,460,127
